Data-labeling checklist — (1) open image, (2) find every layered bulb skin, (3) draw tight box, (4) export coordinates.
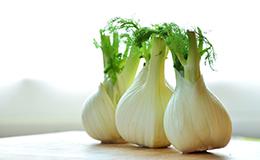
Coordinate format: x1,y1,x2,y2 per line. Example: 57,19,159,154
82,83,125,143
164,73,232,153
116,38,172,148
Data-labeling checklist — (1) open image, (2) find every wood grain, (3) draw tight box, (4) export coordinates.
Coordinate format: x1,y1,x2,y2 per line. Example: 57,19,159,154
0,131,259,160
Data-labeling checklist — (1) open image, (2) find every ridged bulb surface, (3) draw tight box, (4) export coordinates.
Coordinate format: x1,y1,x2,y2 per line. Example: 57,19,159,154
116,38,172,148
82,83,124,143
164,75,232,153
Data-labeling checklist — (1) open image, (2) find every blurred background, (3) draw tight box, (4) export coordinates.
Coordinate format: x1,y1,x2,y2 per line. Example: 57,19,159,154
0,0,259,138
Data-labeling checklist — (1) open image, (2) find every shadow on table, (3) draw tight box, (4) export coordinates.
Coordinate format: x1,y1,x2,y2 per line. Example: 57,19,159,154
87,143,229,160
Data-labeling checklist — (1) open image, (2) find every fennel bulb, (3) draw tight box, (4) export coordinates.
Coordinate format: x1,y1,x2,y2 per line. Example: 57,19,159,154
116,37,173,148
162,27,232,153
164,72,232,153
82,83,124,143
82,18,141,143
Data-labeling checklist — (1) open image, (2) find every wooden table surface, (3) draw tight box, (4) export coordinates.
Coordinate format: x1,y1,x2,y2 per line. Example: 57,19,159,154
0,131,259,160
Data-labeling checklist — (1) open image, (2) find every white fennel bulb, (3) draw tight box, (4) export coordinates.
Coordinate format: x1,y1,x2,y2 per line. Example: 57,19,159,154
123,64,149,95
162,28,232,153
164,72,232,153
82,19,141,143
82,83,124,143
116,37,173,148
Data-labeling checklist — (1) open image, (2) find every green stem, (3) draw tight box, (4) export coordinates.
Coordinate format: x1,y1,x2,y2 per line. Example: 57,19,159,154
119,46,141,89
146,37,167,86
175,52,187,66
184,31,201,83
103,46,140,105
101,36,111,74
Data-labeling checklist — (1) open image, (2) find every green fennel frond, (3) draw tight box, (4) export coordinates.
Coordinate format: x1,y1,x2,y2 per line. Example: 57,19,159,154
152,23,216,71
107,17,140,33
133,27,156,47
93,18,140,84
152,23,188,74
195,27,216,70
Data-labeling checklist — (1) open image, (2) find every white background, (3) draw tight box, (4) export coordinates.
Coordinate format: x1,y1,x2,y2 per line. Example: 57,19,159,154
1,0,260,90
0,0,260,137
